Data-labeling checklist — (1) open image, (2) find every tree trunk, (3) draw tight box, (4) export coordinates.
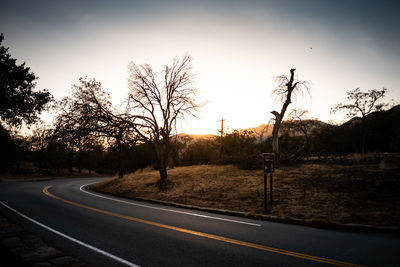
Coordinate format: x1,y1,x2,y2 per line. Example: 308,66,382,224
38,162,42,176
158,163,168,190
271,120,281,164
155,140,170,191
270,68,297,167
302,127,310,158
68,151,73,175
117,137,123,178
304,134,310,158
361,117,367,154
156,151,169,191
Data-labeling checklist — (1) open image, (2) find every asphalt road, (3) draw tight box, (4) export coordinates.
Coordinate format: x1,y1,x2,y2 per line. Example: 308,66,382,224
0,177,399,267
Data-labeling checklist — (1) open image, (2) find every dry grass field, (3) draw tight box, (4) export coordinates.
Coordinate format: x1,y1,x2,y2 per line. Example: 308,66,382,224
92,157,400,227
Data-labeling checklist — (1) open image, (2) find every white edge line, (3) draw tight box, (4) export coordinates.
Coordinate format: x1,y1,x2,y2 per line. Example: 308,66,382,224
80,183,261,227
0,200,140,267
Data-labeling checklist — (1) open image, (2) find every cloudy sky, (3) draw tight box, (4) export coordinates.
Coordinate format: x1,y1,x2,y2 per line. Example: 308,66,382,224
1,0,399,134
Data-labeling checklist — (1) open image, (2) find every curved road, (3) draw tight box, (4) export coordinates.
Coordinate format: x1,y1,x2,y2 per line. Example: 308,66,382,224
0,177,398,266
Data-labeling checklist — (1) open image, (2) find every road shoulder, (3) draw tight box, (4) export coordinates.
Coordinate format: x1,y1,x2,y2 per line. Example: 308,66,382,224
89,185,400,233
0,210,89,267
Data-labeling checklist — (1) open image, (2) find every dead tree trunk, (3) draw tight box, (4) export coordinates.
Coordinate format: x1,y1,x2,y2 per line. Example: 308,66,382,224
271,68,299,165
271,111,282,163
361,117,367,154
116,129,123,179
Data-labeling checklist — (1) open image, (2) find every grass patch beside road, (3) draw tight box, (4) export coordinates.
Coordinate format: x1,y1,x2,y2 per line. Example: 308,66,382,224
92,162,400,227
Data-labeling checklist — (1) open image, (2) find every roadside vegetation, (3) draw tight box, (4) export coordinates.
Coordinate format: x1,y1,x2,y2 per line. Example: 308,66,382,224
92,154,400,227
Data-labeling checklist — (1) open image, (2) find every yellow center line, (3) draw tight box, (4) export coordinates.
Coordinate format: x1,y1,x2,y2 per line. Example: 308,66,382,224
43,186,364,267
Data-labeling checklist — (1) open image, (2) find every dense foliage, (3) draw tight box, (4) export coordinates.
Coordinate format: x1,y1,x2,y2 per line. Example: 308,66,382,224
2,105,399,175
0,34,53,127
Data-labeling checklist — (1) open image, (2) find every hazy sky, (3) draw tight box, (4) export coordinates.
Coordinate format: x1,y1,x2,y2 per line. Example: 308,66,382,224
1,0,399,134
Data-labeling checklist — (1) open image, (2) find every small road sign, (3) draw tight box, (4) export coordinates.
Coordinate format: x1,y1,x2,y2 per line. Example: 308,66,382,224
261,153,275,211
262,153,275,173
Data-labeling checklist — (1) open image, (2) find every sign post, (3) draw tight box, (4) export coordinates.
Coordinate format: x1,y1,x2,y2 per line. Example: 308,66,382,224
263,170,267,211
262,153,275,211
270,172,273,206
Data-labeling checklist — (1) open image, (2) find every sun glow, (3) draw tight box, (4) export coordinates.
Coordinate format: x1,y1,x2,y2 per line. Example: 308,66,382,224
3,1,398,135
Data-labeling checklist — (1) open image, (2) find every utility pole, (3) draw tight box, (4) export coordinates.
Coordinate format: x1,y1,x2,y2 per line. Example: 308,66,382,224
217,119,226,159
218,119,225,138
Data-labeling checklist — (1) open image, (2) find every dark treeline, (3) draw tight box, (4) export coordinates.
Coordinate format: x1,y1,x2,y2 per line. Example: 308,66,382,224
1,103,399,175
313,105,400,156
174,104,400,170
0,124,155,175
0,103,400,175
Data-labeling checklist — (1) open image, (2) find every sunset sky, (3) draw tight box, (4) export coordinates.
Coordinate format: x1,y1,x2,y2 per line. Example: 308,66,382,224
1,0,399,135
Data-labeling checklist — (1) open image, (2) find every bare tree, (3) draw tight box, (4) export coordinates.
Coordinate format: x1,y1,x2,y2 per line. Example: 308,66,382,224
286,109,311,148
331,87,388,153
127,55,201,190
270,68,309,164
54,77,136,178
283,109,323,158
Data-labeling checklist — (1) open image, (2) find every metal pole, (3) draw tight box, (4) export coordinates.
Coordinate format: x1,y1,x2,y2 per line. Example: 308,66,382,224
221,119,224,137
264,172,267,211
270,173,273,206
218,119,226,159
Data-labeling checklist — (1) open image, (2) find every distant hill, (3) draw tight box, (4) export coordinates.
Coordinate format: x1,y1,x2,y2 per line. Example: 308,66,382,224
340,105,400,128
176,105,400,154
178,119,328,141
317,105,400,154
246,119,329,140
245,124,273,140
178,125,274,141
177,133,215,140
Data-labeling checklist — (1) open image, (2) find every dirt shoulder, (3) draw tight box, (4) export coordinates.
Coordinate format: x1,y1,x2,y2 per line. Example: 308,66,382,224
0,211,88,266
91,162,400,228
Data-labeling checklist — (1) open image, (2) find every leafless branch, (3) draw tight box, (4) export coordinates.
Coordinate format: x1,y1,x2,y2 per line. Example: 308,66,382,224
126,54,202,189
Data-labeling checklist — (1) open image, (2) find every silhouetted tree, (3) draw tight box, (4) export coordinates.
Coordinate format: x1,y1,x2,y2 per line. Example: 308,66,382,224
55,77,136,178
282,109,316,157
0,33,53,127
127,55,201,190
222,129,259,169
45,139,69,174
178,136,219,166
0,124,19,173
75,139,104,174
270,68,309,165
28,123,53,175
331,88,388,153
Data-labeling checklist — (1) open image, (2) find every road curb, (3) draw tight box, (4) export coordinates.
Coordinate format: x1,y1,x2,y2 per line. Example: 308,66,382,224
89,186,400,233
0,210,89,266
